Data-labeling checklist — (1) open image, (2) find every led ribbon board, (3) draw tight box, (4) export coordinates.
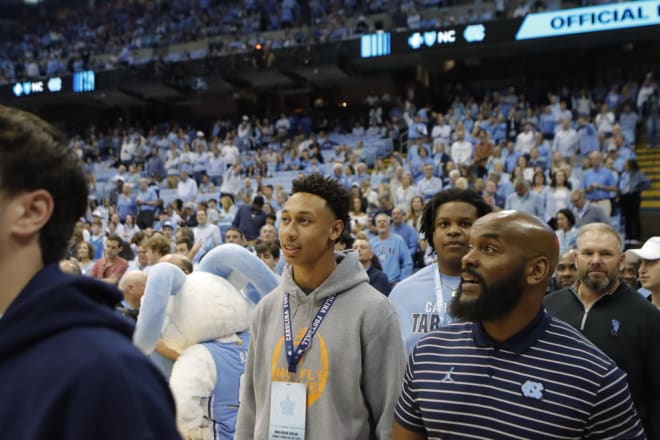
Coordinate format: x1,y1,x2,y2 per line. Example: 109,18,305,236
516,0,660,40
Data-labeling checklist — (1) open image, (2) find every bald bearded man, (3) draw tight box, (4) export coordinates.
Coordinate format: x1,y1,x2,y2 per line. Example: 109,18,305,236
393,211,644,440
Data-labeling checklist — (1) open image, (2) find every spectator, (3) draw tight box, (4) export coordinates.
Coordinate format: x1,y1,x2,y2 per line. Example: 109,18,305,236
581,151,617,217
619,158,651,242
620,250,642,291
570,189,609,228
136,178,159,229
505,178,544,220
416,163,443,203
116,270,147,321
555,208,578,255
630,237,660,307
353,238,391,296
394,212,644,439
232,195,266,242
390,188,491,355
552,250,578,290
193,209,223,257
369,213,413,284
0,105,179,439
89,234,129,285
177,170,198,202
236,173,405,439
390,207,418,260
546,224,660,437
255,240,280,273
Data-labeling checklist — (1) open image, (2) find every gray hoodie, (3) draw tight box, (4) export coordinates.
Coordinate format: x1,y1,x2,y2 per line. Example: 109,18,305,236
236,250,405,439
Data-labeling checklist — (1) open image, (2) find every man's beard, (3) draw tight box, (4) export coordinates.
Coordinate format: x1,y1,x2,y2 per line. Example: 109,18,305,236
579,267,613,292
449,266,526,323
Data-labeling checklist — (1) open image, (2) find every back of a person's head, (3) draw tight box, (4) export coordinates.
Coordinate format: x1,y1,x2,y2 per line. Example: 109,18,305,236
146,234,171,257
0,106,87,265
291,173,351,227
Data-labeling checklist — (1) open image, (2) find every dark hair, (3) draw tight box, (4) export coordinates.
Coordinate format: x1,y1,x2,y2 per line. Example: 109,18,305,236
106,234,124,246
556,208,575,228
255,240,280,259
626,158,640,172
337,230,354,249
291,173,351,239
420,188,492,254
0,106,87,264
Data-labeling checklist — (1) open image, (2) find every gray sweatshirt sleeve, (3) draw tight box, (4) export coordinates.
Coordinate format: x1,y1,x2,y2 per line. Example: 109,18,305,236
362,306,406,439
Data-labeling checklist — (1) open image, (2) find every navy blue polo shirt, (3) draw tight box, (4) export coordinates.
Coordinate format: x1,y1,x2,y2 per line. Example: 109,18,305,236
395,308,645,439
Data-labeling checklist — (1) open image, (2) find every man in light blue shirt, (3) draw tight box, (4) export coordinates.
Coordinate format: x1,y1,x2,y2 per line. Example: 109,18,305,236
390,207,418,260
581,151,617,217
136,178,159,229
505,178,544,220
369,213,413,284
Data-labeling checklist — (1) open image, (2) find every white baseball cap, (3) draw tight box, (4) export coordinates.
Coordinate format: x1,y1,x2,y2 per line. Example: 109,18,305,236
629,237,660,260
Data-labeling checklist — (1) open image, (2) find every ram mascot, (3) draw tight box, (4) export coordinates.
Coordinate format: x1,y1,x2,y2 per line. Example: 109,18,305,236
133,244,279,439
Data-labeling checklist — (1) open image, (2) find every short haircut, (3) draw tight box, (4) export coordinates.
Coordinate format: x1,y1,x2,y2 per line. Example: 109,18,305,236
255,240,280,259
225,226,244,238
556,208,576,228
576,222,622,250
106,234,124,246
337,230,354,249
145,234,171,256
420,188,492,254
291,173,351,234
0,106,87,264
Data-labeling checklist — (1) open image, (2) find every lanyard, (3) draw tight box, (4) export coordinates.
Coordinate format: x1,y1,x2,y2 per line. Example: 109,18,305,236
434,263,458,316
283,293,336,374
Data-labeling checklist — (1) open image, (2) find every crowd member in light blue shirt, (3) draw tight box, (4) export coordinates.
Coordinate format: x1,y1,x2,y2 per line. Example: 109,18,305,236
581,151,617,217
505,178,545,220
389,188,492,355
416,163,443,203
555,208,578,255
207,145,226,186
136,178,159,229
390,207,418,260
116,183,137,222
369,213,413,284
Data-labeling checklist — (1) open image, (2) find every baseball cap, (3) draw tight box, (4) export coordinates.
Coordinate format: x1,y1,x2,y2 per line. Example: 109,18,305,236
111,174,124,183
163,221,174,229
196,131,204,137
183,201,196,210
92,209,103,217
629,237,660,260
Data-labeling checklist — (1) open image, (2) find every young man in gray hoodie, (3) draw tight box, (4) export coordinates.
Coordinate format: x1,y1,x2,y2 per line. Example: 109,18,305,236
236,173,405,439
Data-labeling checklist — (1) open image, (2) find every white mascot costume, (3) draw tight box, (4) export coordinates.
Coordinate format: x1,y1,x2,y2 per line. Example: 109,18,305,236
133,244,279,440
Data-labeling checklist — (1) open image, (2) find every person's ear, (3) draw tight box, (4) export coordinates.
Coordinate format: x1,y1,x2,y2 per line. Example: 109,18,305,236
9,190,54,240
526,256,551,287
330,220,343,242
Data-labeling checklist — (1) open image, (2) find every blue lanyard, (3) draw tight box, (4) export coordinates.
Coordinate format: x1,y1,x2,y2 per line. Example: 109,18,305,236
283,293,336,374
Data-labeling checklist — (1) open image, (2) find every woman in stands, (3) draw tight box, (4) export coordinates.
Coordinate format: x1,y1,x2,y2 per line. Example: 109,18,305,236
370,158,392,187
555,208,578,255
409,145,432,182
218,195,237,223
349,196,369,233
530,170,554,222
549,169,572,218
77,241,96,275
405,196,425,233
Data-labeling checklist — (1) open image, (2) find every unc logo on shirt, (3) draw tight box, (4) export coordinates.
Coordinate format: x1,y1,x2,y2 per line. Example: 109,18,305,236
272,328,329,407
521,380,544,400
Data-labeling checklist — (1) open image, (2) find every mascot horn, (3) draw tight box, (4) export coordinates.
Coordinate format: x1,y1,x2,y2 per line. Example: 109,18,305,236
134,244,279,440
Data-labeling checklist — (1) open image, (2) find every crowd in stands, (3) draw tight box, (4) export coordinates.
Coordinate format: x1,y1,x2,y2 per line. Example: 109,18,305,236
59,72,659,299
0,0,568,85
